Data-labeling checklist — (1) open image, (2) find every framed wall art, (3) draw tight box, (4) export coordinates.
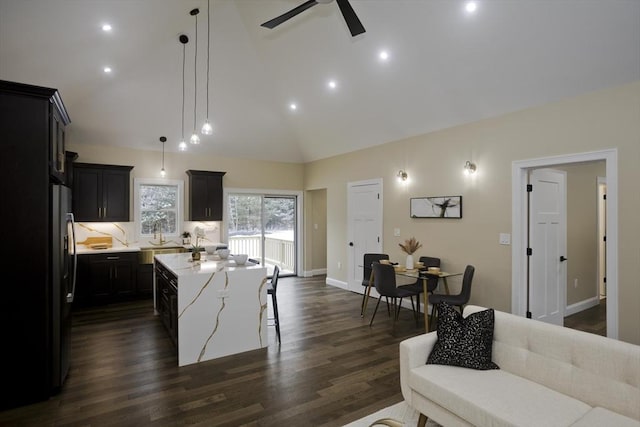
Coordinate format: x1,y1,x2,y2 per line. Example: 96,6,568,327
410,196,462,218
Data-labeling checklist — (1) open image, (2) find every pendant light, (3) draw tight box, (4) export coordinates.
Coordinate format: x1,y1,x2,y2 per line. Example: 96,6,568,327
189,8,201,145
159,136,167,177
201,0,213,135
178,34,189,151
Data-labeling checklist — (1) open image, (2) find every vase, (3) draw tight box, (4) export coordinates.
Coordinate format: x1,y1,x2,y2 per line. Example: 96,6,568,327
405,254,414,270
192,251,201,261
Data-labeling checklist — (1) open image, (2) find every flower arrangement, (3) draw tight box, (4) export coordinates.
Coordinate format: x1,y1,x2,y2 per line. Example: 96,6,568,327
399,237,422,255
192,226,206,251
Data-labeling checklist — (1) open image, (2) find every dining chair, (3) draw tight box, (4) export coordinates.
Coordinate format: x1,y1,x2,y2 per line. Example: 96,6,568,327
361,253,390,316
399,256,441,315
428,265,475,329
369,262,421,328
267,265,281,343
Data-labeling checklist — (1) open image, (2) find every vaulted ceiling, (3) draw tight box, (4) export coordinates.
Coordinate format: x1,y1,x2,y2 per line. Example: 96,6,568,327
1,0,638,163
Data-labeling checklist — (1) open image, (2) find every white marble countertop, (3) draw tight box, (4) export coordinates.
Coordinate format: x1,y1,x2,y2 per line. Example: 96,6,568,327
76,242,227,255
154,253,261,277
76,246,141,255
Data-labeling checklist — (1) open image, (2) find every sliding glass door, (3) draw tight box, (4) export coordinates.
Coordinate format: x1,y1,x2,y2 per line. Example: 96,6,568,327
227,194,297,276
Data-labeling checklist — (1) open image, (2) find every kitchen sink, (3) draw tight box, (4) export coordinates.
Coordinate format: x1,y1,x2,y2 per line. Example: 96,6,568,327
139,246,187,264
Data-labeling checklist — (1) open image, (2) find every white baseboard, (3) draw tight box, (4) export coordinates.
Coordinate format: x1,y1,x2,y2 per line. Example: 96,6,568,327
565,296,600,317
302,268,327,278
326,277,349,290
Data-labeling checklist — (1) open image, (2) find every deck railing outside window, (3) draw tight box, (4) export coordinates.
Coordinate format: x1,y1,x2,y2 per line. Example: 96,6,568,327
228,233,294,274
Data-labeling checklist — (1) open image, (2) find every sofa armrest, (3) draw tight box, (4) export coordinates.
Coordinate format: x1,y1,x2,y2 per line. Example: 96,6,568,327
400,332,438,405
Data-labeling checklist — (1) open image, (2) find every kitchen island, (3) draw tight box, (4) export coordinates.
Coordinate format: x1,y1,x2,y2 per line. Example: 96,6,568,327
154,253,268,366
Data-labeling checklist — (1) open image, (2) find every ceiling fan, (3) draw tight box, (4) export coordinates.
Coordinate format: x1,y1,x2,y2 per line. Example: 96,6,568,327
261,0,365,37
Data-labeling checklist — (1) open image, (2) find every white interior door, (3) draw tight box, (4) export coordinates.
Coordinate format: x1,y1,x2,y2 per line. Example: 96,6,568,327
529,168,567,325
347,179,382,292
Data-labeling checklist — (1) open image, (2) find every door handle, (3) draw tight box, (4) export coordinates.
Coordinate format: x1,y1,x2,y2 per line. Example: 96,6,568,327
349,242,354,247
560,256,568,262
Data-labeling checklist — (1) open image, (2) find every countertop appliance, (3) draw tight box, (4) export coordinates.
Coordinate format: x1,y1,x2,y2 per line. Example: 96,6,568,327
0,80,75,409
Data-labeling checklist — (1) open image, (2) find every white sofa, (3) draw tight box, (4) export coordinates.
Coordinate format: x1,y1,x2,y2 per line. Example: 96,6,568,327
400,305,640,427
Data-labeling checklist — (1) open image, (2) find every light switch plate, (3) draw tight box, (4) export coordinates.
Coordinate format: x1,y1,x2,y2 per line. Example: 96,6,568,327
499,233,511,245
394,228,401,237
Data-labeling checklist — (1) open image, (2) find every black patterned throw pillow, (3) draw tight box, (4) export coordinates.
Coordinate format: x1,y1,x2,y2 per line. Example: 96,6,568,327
426,302,499,370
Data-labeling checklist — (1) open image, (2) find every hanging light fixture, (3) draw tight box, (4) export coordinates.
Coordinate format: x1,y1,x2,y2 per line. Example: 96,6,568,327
189,8,201,145
178,34,189,151
201,0,213,135
159,136,167,177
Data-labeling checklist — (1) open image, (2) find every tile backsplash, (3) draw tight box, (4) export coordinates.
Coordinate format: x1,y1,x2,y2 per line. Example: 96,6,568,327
75,221,223,249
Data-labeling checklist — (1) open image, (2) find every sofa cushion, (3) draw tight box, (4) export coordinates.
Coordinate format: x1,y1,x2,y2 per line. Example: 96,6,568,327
409,364,591,427
570,407,640,427
464,305,640,420
427,303,499,370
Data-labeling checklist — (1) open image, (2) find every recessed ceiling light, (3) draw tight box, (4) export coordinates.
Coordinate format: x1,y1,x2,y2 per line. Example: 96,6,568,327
103,67,112,73
102,23,112,32
465,1,478,14
379,50,389,61
289,103,298,111
327,80,337,90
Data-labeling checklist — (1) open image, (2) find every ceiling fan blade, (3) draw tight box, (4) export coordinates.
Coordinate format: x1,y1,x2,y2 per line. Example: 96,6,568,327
261,0,319,29
336,0,365,36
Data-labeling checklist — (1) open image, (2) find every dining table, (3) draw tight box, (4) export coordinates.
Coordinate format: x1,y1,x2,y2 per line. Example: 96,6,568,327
362,265,462,332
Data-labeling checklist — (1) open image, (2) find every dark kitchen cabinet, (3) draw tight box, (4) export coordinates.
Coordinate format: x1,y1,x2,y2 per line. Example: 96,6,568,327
186,170,226,221
76,252,137,305
73,163,133,222
1,80,72,409
136,264,154,295
155,262,178,346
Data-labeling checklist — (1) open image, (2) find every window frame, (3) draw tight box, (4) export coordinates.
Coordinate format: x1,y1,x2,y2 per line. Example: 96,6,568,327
134,178,184,243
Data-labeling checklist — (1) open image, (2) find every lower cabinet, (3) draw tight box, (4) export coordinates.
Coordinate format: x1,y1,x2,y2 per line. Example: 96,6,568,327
155,262,178,346
76,252,138,306
136,264,154,296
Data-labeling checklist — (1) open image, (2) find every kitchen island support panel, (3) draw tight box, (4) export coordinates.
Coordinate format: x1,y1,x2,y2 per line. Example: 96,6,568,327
154,254,267,366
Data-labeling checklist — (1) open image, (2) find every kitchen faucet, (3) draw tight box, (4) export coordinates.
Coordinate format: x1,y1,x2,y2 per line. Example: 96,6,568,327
152,219,167,245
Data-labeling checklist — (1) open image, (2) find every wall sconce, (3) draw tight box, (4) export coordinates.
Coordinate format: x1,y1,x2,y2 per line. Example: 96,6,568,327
397,170,408,182
464,161,477,175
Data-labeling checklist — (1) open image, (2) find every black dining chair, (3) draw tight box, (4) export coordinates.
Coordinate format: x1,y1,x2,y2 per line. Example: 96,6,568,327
369,262,421,328
267,265,281,343
429,265,475,329
361,253,390,316
399,256,441,314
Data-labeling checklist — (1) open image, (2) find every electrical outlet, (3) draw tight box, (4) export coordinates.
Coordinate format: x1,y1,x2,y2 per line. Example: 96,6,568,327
499,233,511,245
337,261,342,269
394,228,401,237
574,278,578,288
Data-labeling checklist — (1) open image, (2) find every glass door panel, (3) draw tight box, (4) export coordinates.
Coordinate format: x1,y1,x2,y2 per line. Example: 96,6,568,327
264,197,296,276
227,195,263,264
227,194,297,276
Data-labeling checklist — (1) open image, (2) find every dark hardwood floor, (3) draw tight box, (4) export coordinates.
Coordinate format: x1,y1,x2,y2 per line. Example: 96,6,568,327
0,276,423,426
564,298,606,337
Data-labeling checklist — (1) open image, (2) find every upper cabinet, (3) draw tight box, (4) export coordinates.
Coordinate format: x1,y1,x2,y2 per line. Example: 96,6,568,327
186,170,226,221
73,163,133,222
0,80,71,185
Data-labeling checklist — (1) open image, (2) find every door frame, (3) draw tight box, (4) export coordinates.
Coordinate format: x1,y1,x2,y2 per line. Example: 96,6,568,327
223,187,303,277
597,176,607,299
347,178,383,292
511,149,618,338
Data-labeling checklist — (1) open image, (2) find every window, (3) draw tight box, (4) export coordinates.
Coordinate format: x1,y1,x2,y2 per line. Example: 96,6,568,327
134,178,183,239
